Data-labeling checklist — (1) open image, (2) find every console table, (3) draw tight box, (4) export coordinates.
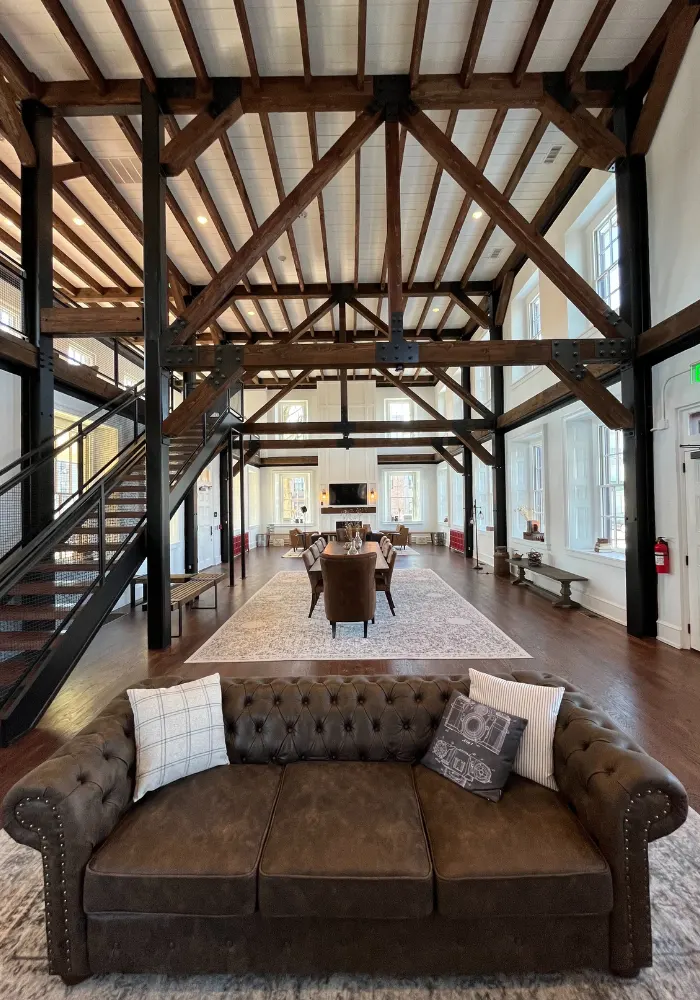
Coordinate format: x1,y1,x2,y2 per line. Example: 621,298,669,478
508,558,587,609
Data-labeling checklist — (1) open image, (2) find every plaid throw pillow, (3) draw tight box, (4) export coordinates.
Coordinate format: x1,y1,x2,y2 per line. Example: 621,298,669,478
128,674,229,802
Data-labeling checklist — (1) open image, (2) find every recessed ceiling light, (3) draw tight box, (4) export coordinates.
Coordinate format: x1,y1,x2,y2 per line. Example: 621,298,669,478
247,310,255,316
432,306,440,312
73,216,84,226
278,254,286,262
196,215,208,225
472,210,483,220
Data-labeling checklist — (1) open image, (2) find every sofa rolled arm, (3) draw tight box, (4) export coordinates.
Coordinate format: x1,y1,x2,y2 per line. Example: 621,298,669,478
554,692,688,975
2,715,136,978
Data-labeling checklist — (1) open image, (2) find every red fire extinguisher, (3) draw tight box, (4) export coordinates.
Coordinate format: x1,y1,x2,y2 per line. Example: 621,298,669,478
654,538,670,574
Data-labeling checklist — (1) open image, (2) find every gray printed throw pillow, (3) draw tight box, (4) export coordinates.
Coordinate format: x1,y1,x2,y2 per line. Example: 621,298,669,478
421,691,527,801
128,674,229,802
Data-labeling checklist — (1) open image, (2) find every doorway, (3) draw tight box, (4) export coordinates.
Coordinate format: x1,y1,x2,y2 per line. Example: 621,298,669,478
684,452,700,651
196,464,216,570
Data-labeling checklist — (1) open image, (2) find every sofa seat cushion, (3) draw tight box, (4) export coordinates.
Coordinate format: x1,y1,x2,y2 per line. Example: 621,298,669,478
414,766,613,918
84,764,282,916
259,762,433,919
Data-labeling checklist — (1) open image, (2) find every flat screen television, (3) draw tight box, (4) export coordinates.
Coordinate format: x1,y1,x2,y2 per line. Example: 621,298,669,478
329,482,367,506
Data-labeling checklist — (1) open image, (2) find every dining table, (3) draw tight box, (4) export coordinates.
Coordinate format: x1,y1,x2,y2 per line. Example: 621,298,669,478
310,540,388,573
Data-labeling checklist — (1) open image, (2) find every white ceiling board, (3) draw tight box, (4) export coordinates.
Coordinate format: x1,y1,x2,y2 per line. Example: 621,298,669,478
244,0,305,77
305,0,362,76
365,0,421,76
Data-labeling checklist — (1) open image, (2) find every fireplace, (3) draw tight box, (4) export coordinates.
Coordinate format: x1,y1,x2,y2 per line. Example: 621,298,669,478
336,520,362,531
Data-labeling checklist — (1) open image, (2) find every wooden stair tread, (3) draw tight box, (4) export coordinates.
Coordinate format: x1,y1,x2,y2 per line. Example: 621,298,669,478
35,562,100,573
0,605,64,620
9,582,86,594
0,632,54,650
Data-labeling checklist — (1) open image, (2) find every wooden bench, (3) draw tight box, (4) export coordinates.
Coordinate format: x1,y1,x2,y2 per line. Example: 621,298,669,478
508,557,588,609
131,572,226,635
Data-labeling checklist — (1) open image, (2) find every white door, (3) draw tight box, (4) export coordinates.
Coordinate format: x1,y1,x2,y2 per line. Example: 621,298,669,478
197,469,216,570
685,456,700,651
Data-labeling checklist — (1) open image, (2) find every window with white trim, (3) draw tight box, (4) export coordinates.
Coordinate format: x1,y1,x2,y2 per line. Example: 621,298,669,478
510,435,545,536
593,208,620,312
474,456,493,531
274,472,311,524
384,470,421,522
473,367,491,409
451,469,464,527
384,397,412,437
277,399,308,439
437,464,448,525
565,415,626,555
527,292,542,340
246,466,260,528
66,344,96,368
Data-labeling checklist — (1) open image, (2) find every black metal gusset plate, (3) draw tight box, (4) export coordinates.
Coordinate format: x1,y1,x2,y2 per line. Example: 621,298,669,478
375,312,419,364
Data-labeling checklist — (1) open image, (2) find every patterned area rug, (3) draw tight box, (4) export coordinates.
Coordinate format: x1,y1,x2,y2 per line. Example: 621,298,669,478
186,569,529,662
282,547,420,559
281,549,304,558
1,809,699,998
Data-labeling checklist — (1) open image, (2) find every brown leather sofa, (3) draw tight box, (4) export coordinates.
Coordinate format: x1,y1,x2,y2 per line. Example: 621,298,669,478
2,673,687,984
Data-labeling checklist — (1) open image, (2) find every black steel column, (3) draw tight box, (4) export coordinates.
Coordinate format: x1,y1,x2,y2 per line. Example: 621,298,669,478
461,366,474,559
21,100,54,541
183,369,198,574
614,95,657,638
219,447,230,567
227,431,235,587
142,82,171,649
238,432,246,579
490,292,507,547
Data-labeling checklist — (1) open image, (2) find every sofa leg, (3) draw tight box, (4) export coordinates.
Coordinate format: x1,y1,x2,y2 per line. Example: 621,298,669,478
331,622,336,638
611,968,641,979
363,621,368,638
61,975,91,986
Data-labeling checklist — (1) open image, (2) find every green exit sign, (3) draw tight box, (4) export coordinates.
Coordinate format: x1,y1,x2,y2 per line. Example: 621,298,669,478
692,363,700,384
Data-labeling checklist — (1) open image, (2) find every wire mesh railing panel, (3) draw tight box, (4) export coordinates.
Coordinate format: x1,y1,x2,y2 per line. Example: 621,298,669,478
0,260,23,338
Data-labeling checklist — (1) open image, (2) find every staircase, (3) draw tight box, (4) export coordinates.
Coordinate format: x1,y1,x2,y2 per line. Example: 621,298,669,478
0,384,237,746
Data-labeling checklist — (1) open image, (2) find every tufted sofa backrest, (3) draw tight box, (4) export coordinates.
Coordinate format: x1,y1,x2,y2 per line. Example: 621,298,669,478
82,670,605,767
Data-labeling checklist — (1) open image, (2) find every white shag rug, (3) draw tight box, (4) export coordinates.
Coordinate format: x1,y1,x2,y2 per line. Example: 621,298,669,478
1,809,699,998
186,569,529,662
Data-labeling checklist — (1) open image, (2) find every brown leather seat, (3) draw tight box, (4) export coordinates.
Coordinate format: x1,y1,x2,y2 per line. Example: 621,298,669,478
380,536,391,556
259,762,433,919
84,765,282,916
289,528,302,551
414,767,613,918
321,550,376,638
302,547,323,616
375,546,397,615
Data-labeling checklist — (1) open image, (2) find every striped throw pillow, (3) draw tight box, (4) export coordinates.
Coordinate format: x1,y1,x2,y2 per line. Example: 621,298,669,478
128,674,229,802
468,669,565,790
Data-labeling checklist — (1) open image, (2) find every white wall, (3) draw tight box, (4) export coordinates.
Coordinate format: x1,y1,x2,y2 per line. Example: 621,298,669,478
646,24,700,647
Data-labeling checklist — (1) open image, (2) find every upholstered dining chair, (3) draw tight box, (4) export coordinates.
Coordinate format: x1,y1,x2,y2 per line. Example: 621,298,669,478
320,551,377,638
375,546,397,616
302,548,323,617
396,525,409,549
380,535,391,556
289,528,303,551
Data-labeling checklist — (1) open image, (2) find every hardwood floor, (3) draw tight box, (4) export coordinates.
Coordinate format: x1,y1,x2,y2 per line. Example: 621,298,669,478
1,546,700,811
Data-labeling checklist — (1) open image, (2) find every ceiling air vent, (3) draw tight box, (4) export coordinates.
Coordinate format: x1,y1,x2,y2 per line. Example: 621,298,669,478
97,156,142,185
488,248,503,260
543,144,563,165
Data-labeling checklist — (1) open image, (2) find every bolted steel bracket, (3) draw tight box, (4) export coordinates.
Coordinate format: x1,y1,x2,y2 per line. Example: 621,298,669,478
371,75,414,121
375,312,419,365
551,340,585,380
210,345,244,390
594,337,633,363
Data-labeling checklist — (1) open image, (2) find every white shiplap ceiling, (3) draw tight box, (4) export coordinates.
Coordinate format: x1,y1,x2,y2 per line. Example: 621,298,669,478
0,0,674,336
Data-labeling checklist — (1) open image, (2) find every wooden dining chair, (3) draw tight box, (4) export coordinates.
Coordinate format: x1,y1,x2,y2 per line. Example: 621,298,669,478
302,549,323,617
289,528,303,551
396,525,410,549
375,547,397,616
320,551,377,638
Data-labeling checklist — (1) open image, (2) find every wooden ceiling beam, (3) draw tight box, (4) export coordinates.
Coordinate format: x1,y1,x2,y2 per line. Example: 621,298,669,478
540,92,624,168
630,2,699,156
459,0,492,89
250,418,487,435
282,297,338,345
256,435,463,450
565,0,618,90
247,368,314,423
260,110,306,294
104,0,158,92
38,73,620,115
160,97,244,176
168,0,209,88
431,108,506,291
170,107,383,343
40,0,106,94
433,443,465,474
626,0,690,88
494,270,515,326
449,285,490,328
425,365,494,419
512,0,555,86
307,111,332,290
209,280,492,301
547,361,633,430
40,306,143,336
0,76,35,165
0,32,39,98
379,125,407,291
296,0,312,87
402,109,626,339
357,0,367,90
232,0,260,89
385,119,403,322
407,109,458,289
346,296,390,338
409,0,431,89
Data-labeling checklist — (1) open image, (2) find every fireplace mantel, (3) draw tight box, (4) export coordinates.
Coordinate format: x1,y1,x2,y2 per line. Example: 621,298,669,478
320,506,376,515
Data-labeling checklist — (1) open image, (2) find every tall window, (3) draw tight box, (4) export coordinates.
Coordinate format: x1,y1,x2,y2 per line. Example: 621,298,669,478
473,367,491,409
451,470,464,527
593,209,620,311
474,458,493,530
385,397,412,437
246,467,260,527
274,472,311,524
384,471,420,522
278,399,308,439
599,426,625,551
510,436,546,536
527,293,542,340
66,344,96,368
437,465,448,525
